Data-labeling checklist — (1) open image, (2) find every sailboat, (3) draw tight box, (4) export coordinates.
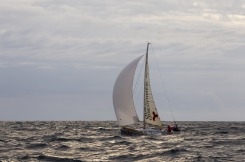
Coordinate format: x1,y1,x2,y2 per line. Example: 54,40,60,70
113,43,179,136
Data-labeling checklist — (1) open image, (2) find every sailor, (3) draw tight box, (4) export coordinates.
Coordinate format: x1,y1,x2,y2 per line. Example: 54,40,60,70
172,124,180,132
167,125,172,133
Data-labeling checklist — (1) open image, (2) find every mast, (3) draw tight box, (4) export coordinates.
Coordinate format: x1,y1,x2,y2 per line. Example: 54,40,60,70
143,42,150,129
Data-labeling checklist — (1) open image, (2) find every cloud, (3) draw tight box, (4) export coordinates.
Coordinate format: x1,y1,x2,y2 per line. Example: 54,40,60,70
0,0,245,120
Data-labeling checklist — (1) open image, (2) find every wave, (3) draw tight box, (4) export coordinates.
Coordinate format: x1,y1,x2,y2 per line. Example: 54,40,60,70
0,121,244,162
37,155,83,162
26,143,48,149
43,135,94,143
57,145,70,150
97,135,123,141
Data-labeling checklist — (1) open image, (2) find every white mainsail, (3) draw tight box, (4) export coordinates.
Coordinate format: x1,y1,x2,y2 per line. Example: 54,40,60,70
144,50,163,129
113,55,143,126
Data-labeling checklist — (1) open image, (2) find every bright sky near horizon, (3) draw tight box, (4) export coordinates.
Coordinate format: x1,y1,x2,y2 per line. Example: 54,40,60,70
0,0,245,121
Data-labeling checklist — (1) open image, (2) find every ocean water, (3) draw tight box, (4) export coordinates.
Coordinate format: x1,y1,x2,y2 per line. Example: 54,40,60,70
0,121,244,162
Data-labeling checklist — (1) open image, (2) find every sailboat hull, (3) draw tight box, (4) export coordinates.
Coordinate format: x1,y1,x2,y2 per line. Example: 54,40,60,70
121,127,145,136
121,127,167,136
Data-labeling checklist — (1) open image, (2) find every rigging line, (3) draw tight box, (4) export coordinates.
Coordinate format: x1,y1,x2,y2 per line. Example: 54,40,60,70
135,75,144,119
133,54,145,111
133,54,145,94
150,45,177,124
133,54,145,125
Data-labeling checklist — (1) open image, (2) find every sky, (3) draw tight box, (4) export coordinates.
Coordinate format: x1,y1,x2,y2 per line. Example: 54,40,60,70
0,0,245,121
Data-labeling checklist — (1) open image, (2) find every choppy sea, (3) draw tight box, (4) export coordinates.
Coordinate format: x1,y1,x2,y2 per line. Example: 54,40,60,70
0,121,244,162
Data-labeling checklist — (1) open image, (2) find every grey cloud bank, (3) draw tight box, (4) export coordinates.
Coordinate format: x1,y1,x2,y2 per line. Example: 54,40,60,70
0,0,245,121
